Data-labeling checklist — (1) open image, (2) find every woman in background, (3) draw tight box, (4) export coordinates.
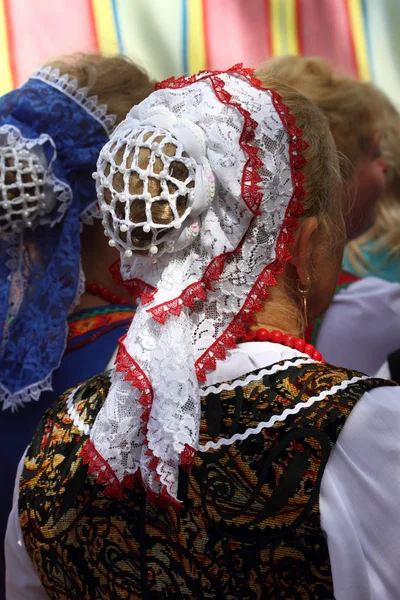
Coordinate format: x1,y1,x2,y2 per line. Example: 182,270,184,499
0,53,153,594
257,55,400,375
345,121,400,282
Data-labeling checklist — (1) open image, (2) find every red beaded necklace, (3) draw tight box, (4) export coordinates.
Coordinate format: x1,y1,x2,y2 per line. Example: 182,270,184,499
85,282,130,305
242,328,324,362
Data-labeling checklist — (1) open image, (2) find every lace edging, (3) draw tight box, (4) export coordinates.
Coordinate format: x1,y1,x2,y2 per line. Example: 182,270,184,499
82,438,182,506
114,336,153,437
1,368,53,412
84,336,187,504
31,66,117,136
194,85,308,382
199,375,369,452
80,201,101,226
0,262,84,412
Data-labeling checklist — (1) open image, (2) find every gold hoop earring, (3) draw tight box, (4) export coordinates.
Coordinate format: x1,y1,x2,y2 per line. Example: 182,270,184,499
298,278,311,331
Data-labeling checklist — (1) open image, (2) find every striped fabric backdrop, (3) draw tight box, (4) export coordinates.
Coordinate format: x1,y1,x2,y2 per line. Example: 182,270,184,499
0,0,400,106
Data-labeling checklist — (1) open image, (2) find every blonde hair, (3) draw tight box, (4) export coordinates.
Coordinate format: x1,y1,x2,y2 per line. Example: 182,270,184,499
46,53,154,124
346,118,400,274
103,75,342,254
256,56,396,182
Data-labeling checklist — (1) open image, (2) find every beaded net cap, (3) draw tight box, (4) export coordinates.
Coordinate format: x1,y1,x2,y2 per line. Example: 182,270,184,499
0,137,56,236
97,109,216,260
98,127,197,257
90,66,308,504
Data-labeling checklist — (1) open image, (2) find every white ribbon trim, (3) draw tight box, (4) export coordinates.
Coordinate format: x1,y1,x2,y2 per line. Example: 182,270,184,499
199,375,369,452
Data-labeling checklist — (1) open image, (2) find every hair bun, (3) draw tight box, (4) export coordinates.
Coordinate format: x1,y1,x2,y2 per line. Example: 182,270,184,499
0,142,54,236
96,124,199,258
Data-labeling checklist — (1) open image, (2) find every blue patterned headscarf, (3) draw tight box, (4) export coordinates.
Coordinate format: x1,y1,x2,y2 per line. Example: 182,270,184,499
0,67,115,410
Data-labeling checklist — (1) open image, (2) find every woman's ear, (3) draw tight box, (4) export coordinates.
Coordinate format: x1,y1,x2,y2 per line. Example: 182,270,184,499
289,216,319,285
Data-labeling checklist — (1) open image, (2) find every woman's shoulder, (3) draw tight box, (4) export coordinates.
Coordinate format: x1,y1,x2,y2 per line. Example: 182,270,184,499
25,371,112,459
20,372,113,500
199,359,396,451
62,370,113,432
204,358,391,397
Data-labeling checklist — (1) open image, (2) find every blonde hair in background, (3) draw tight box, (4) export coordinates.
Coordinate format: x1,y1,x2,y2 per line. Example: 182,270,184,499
46,53,155,124
256,55,396,182
346,117,400,275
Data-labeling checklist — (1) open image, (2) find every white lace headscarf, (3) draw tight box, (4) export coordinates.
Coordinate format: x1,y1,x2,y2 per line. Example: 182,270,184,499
88,66,307,503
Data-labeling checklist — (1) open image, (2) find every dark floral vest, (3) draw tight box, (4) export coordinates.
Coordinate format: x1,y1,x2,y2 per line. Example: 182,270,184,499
18,359,392,599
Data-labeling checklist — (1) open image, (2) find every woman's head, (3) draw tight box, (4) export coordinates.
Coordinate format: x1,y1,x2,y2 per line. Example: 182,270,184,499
94,66,345,502
346,117,400,275
44,54,156,279
0,54,153,409
98,72,343,335
0,54,154,237
256,55,397,239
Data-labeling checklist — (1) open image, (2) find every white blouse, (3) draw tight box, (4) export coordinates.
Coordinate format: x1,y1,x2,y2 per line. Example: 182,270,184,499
317,277,400,375
6,342,400,599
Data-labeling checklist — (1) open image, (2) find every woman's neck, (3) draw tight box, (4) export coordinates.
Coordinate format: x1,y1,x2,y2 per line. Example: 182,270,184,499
251,283,302,338
73,220,132,313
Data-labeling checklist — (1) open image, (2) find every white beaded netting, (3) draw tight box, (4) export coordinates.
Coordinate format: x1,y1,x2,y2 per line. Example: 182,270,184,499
0,141,55,236
89,67,307,503
97,126,197,258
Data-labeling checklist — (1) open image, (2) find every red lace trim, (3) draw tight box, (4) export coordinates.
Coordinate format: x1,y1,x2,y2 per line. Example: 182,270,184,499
115,335,153,436
81,439,182,506
158,65,264,216
124,470,182,508
148,249,242,323
126,456,182,507
81,439,123,499
180,443,196,471
195,89,308,380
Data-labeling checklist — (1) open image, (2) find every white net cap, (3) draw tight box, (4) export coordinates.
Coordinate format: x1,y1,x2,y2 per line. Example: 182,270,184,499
0,141,55,236
96,113,216,259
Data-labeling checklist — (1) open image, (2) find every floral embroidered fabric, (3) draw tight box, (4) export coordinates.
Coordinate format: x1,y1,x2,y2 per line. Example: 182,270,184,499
67,305,136,350
18,360,392,599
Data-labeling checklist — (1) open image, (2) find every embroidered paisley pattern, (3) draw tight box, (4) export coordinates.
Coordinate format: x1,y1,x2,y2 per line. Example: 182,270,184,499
19,361,392,599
